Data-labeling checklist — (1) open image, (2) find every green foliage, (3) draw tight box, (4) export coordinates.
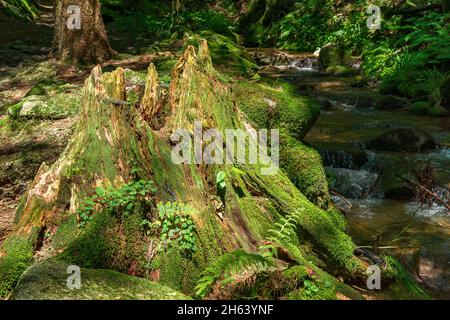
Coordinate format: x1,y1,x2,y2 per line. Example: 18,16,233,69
156,202,198,255
106,2,234,40
266,209,300,246
195,249,274,299
384,255,429,300
364,12,450,112
1,0,37,21
77,180,156,228
216,171,227,190
0,236,34,298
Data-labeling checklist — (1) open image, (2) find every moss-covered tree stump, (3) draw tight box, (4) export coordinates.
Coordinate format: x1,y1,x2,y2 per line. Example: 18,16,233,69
1,40,364,299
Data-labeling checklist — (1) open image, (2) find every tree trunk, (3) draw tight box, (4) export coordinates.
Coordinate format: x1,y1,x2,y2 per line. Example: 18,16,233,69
51,0,115,64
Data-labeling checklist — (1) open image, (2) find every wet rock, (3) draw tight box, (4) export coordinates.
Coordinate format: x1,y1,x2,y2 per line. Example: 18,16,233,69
384,183,415,200
367,128,436,152
375,95,410,110
417,243,450,296
320,149,368,170
355,95,376,109
317,98,333,111
328,168,378,199
319,44,344,69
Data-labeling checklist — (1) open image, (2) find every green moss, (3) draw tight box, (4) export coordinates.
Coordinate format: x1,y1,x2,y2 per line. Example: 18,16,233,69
8,92,81,120
326,206,347,232
51,215,79,251
185,32,258,76
11,61,57,85
234,79,320,140
0,236,34,298
325,65,355,76
11,258,190,300
237,198,274,240
282,264,363,300
151,248,200,294
124,68,147,85
60,210,113,269
279,131,330,207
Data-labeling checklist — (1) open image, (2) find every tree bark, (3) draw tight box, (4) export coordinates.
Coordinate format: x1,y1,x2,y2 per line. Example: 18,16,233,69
51,0,115,64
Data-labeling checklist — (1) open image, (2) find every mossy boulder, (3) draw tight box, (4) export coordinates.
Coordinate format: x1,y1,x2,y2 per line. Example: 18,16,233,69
11,259,190,300
411,101,447,117
10,61,58,86
8,92,81,119
319,44,354,75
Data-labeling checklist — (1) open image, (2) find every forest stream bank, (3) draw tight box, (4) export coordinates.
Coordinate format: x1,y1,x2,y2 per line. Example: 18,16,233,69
249,48,450,299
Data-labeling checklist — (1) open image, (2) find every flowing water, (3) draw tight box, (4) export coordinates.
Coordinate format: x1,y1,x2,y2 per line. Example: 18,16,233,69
252,49,450,299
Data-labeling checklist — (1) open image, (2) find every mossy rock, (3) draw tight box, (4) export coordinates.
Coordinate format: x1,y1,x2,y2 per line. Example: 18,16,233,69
325,65,355,76
25,79,73,97
8,92,81,119
11,259,190,300
11,61,58,85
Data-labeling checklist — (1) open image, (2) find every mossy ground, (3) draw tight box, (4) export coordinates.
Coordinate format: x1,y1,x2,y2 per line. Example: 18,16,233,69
0,236,34,298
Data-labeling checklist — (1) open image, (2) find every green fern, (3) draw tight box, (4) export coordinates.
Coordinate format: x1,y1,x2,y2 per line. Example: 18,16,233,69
195,249,274,299
1,0,37,21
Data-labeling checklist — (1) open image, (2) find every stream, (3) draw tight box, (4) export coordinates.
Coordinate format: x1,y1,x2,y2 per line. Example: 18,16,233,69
250,49,450,299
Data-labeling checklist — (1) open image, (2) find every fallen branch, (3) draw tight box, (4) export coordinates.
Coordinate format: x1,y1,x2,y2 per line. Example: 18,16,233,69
396,175,450,212
330,190,352,208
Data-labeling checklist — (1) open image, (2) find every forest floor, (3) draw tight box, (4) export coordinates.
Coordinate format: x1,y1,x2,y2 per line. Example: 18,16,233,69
0,8,178,247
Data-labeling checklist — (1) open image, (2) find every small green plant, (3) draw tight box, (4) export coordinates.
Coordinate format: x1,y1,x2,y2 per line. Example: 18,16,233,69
195,249,274,299
77,180,156,228
303,279,319,297
156,202,198,254
216,171,226,190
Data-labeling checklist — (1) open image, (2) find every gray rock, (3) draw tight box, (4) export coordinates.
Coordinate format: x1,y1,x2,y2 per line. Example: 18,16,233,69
368,128,436,152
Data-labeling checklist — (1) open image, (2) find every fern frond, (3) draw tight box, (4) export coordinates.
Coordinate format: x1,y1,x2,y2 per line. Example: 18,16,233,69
195,249,274,299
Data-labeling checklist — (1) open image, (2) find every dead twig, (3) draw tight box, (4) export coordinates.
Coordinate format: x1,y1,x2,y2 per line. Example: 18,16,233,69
396,175,450,212
330,190,352,208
